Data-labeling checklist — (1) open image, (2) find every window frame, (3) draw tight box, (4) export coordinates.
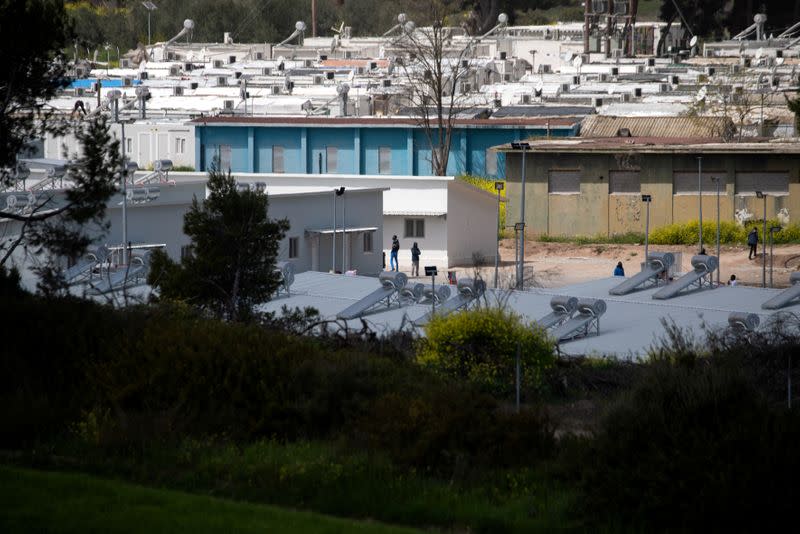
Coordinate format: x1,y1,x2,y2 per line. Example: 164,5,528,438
378,146,392,174
404,218,425,238
288,236,299,259
363,232,373,253
326,146,338,173
272,145,285,173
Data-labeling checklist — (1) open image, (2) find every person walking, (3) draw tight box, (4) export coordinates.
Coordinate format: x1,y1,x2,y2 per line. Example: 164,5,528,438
390,235,400,271
747,228,758,260
410,242,421,277
613,261,625,277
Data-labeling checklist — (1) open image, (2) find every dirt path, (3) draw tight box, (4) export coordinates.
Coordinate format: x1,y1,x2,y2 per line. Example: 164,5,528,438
458,240,800,289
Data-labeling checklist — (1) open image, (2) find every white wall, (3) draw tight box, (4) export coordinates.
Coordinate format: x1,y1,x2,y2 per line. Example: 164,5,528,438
447,181,500,267
383,215,448,271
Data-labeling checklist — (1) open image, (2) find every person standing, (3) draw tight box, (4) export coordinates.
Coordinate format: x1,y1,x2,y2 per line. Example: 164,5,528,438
410,242,421,277
613,261,625,276
747,228,758,260
390,235,400,271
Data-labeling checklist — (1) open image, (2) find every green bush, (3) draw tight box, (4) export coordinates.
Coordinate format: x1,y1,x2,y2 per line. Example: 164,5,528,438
649,219,800,245
418,307,554,397
571,355,800,531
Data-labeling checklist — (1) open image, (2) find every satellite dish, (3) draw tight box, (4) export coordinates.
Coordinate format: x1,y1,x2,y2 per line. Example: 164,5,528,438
498,13,508,24
404,21,416,33
754,13,767,24
572,55,583,68
776,57,785,66
689,35,698,48
183,19,195,30
563,51,574,62
756,47,764,59
296,21,307,32
696,86,707,101
398,13,407,24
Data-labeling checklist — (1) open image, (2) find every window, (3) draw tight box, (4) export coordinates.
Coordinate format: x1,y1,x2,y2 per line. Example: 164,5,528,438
609,171,641,194
288,237,299,259
219,144,231,171
735,172,789,195
363,232,373,253
180,245,193,261
125,138,132,153
485,149,498,176
404,218,425,238
548,170,581,194
326,146,338,173
272,145,284,173
174,137,185,154
378,147,392,174
673,171,722,194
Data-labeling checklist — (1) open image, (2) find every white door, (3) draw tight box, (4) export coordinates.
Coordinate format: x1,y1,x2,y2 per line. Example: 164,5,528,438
157,133,168,159
137,132,151,168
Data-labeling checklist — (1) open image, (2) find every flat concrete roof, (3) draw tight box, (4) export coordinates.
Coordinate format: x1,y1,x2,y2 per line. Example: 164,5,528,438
191,116,581,128
495,137,800,154
260,270,800,360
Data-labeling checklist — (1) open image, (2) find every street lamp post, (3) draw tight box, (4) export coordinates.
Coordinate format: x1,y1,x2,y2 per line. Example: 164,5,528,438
108,90,129,265
642,194,652,266
342,190,347,273
711,176,721,285
333,187,344,273
770,225,782,288
494,181,504,288
756,191,767,288
510,142,530,290
697,156,703,253
142,2,158,47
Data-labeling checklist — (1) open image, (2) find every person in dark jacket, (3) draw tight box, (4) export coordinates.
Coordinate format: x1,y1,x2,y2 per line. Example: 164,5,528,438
410,242,421,276
747,228,758,260
390,235,400,271
613,261,625,276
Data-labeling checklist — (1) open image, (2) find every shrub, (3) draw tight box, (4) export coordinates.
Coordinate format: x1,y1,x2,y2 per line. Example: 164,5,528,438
418,307,555,397
649,219,800,246
572,354,800,531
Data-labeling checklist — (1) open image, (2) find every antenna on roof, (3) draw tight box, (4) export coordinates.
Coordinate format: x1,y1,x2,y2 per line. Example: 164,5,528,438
277,21,307,47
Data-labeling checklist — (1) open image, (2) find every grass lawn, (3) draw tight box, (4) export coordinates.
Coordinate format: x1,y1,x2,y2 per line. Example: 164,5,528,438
0,465,421,534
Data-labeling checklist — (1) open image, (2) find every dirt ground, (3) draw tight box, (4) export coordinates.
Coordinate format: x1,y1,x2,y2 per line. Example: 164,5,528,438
457,239,800,289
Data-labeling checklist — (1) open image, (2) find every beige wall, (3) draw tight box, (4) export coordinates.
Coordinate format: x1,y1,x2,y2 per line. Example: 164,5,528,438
504,150,800,237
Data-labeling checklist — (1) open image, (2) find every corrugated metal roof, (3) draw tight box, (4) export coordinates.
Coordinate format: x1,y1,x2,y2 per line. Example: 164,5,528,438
191,116,581,128
581,115,735,139
492,106,595,118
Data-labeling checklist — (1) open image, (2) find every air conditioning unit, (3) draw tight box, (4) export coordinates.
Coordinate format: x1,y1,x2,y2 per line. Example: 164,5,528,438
326,71,335,80
169,65,180,76
670,75,679,85
599,73,608,82
262,67,272,75
223,100,234,110
730,64,741,74
304,59,313,67
462,83,472,93
612,49,623,59
521,94,531,104
382,79,391,87
634,87,642,97
647,58,656,67
561,83,571,93
740,57,751,67
503,73,511,82
229,55,236,64
622,93,631,102
213,59,224,68
706,66,716,76
313,75,323,85
255,52,263,60
271,85,281,95
139,71,149,80
461,59,469,68
76,87,85,97
235,71,242,79
75,66,86,78
173,86,184,96
572,75,580,84
121,58,131,68
611,67,619,76
357,67,365,74
344,51,353,59
319,54,328,61
540,64,552,73
217,76,227,86
123,77,133,87
190,82,199,90
636,65,644,74
660,83,670,93
593,97,603,107
166,52,175,60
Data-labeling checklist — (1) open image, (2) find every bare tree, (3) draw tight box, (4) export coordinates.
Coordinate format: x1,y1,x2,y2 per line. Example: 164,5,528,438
393,1,485,176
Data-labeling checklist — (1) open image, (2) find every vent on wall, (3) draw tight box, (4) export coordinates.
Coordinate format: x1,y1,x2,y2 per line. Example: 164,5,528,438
213,59,224,68
173,86,184,96
271,85,281,95
217,76,227,86
262,67,272,75
169,65,180,76
121,58,130,68
123,76,133,87
256,52,263,60
223,100,234,110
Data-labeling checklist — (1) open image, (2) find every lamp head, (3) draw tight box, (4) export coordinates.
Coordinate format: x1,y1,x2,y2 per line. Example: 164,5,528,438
756,190,765,199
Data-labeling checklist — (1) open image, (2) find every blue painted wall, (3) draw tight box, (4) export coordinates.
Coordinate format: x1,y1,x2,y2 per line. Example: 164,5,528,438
196,123,575,177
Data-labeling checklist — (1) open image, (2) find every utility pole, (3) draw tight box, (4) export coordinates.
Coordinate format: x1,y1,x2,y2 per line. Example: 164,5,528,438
311,0,318,38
